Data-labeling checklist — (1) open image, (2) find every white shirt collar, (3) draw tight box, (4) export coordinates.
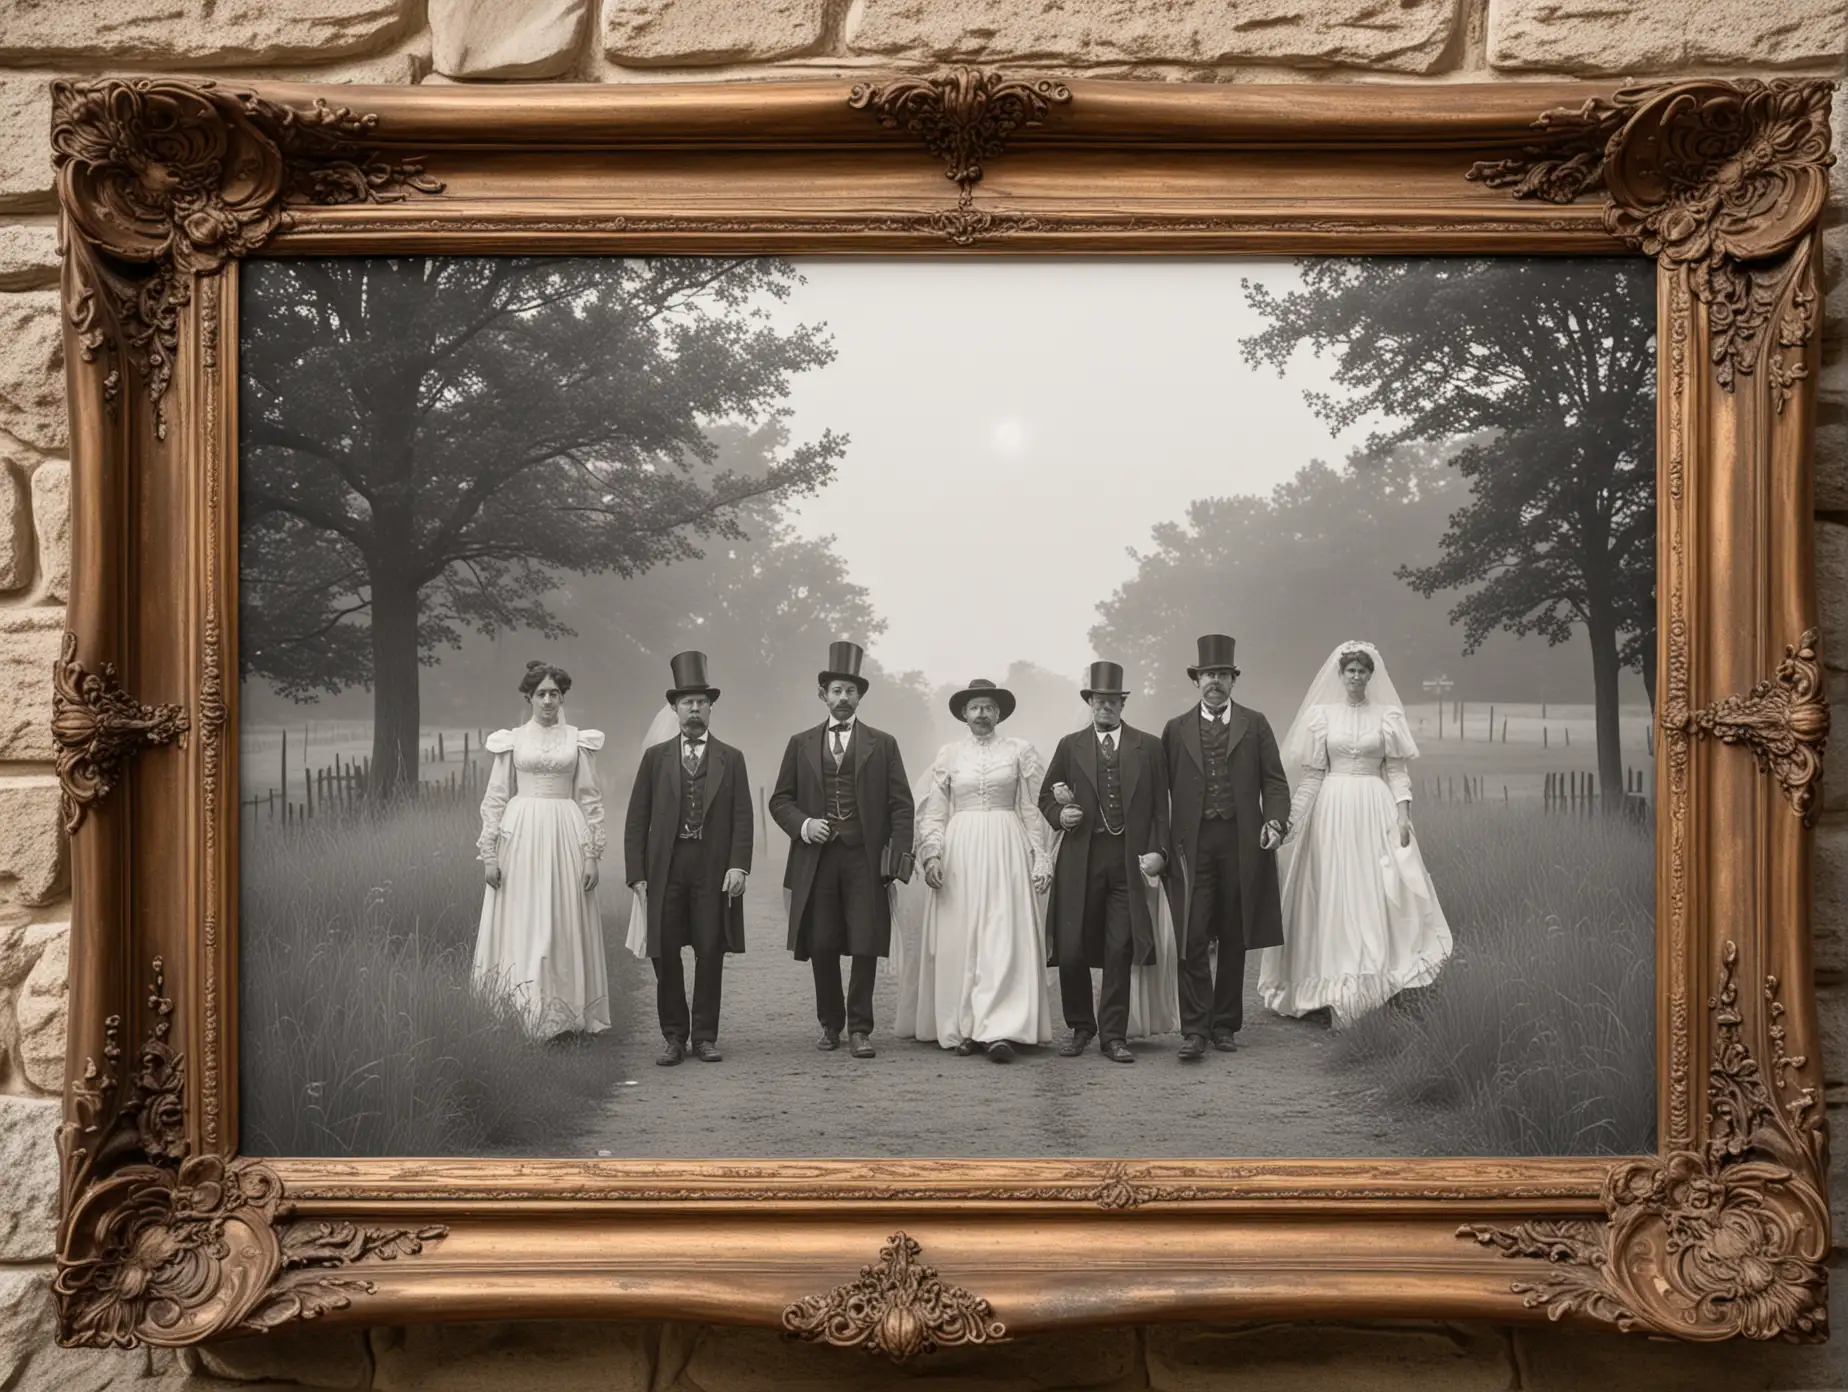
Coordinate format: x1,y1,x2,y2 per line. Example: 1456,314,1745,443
827,714,858,733
1095,725,1120,745
1200,703,1231,724
682,731,707,747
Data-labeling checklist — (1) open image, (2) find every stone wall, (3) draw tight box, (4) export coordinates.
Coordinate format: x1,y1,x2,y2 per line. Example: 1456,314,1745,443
1,1,1846,1388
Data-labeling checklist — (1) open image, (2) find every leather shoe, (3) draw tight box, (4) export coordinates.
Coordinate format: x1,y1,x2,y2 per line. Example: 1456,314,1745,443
986,1040,1015,1063
817,1028,840,1051
1177,1033,1208,1061
850,1032,876,1059
1212,1030,1239,1053
691,1040,723,1063
954,1038,982,1056
1101,1039,1135,1064
656,1038,685,1067
1059,1027,1095,1058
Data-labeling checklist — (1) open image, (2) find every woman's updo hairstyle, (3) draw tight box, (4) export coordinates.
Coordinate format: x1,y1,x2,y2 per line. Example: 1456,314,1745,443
1337,647,1376,676
518,660,573,699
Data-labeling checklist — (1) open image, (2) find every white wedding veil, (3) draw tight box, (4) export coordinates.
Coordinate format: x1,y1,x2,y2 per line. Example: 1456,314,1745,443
1277,640,1407,782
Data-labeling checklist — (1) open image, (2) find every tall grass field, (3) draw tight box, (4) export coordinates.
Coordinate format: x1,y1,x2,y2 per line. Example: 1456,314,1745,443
1329,800,1656,1156
239,796,635,1157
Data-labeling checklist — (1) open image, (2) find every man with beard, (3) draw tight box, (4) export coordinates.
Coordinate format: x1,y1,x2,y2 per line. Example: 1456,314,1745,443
1041,661,1169,1064
1160,634,1290,1061
624,651,752,1066
769,641,915,1058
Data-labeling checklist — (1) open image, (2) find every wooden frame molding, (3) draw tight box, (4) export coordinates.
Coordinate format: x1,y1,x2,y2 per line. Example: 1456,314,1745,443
50,69,1832,1351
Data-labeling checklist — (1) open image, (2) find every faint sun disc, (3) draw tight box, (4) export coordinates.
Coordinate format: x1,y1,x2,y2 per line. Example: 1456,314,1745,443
989,416,1031,458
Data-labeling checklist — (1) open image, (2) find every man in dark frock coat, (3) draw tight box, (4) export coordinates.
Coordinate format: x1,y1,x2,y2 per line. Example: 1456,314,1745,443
1039,661,1170,1064
769,641,915,1059
1160,634,1290,1061
624,651,752,1066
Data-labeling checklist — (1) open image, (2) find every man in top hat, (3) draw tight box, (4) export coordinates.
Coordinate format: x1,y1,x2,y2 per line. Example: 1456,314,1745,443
1159,634,1290,1061
1039,661,1170,1064
769,641,915,1058
624,651,753,1066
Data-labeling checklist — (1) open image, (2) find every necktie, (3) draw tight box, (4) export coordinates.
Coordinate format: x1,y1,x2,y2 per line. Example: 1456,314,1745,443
830,723,850,758
1101,733,1115,756
683,739,704,775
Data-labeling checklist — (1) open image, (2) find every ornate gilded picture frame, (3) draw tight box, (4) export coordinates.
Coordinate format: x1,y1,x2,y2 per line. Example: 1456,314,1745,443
49,71,1831,1352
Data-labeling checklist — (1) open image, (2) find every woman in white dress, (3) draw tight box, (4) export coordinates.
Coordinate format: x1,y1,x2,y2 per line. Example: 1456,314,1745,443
912,678,1055,1061
1260,642,1452,1028
474,661,612,1038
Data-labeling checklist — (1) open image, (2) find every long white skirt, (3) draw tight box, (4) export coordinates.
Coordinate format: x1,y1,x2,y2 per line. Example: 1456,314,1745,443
1259,772,1452,1027
910,809,1053,1049
473,794,612,1037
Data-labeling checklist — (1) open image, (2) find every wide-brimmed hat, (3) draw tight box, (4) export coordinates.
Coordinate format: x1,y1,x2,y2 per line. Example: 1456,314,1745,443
1186,633,1240,681
665,650,721,705
1080,660,1128,701
817,640,871,696
949,678,1017,724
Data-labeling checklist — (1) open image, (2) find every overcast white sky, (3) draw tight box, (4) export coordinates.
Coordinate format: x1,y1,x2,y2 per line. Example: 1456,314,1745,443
759,259,1368,689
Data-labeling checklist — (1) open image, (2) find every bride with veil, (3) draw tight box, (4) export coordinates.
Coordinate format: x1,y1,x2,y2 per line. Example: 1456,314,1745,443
1259,640,1452,1027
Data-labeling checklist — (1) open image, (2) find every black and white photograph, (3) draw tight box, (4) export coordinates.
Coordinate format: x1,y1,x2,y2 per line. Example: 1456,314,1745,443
235,254,1657,1161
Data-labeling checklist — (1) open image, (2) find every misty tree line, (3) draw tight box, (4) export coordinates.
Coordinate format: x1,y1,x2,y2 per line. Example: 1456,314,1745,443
239,255,1655,809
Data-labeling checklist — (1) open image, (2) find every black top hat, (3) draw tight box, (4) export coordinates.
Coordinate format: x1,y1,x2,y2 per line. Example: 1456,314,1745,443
1080,660,1129,701
665,650,721,705
817,640,871,695
948,678,1017,724
1186,634,1240,681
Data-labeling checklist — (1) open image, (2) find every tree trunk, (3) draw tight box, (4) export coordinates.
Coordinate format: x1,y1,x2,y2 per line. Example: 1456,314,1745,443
1586,602,1626,812
368,566,422,802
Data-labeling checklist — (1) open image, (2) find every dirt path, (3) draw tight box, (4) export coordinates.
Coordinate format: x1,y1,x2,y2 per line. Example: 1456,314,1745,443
570,876,1415,1160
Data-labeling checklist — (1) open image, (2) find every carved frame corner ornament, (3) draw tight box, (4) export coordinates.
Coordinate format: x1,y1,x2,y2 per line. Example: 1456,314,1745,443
848,67,1072,209
1664,628,1830,825
51,631,190,835
1459,942,1829,1342
54,959,445,1348
1469,77,1833,411
50,77,444,437
782,1232,1007,1361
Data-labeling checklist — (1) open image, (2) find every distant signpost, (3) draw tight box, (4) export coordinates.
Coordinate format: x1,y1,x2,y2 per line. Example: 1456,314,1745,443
1423,673,1454,738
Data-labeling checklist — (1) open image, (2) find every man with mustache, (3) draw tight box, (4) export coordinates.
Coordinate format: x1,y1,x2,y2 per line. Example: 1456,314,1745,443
770,641,915,1059
624,651,752,1066
1041,661,1170,1064
1160,634,1290,1061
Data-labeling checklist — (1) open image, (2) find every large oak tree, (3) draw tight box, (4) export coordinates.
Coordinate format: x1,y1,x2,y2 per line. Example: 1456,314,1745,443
239,257,844,796
1239,258,1656,806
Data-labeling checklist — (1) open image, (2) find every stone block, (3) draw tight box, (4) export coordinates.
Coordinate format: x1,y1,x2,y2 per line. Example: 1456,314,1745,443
0,776,66,907
16,920,66,1092
1818,418,1848,513
0,290,65,454
371,1319,657,1391
0,223,59,293
1146,1321,1512,1391
0,452,27,590
848,0,1459,74
1815,818,1848,980
32,456,68,603
0,0,414,67
433,0,588,78
681,1323,1137,1390
0,76,53,213
0,1093,60,1260
0,918,53,990
1487,0,1847,73
1820,519,1848,673
0,606,63,759
199,1326,372,1388
605,0,827,66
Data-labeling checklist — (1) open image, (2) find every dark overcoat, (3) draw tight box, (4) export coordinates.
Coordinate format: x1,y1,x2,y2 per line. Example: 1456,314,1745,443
1160,703,1290,953
768,720,915,959
1039,723,1170,970
623,734,752,956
